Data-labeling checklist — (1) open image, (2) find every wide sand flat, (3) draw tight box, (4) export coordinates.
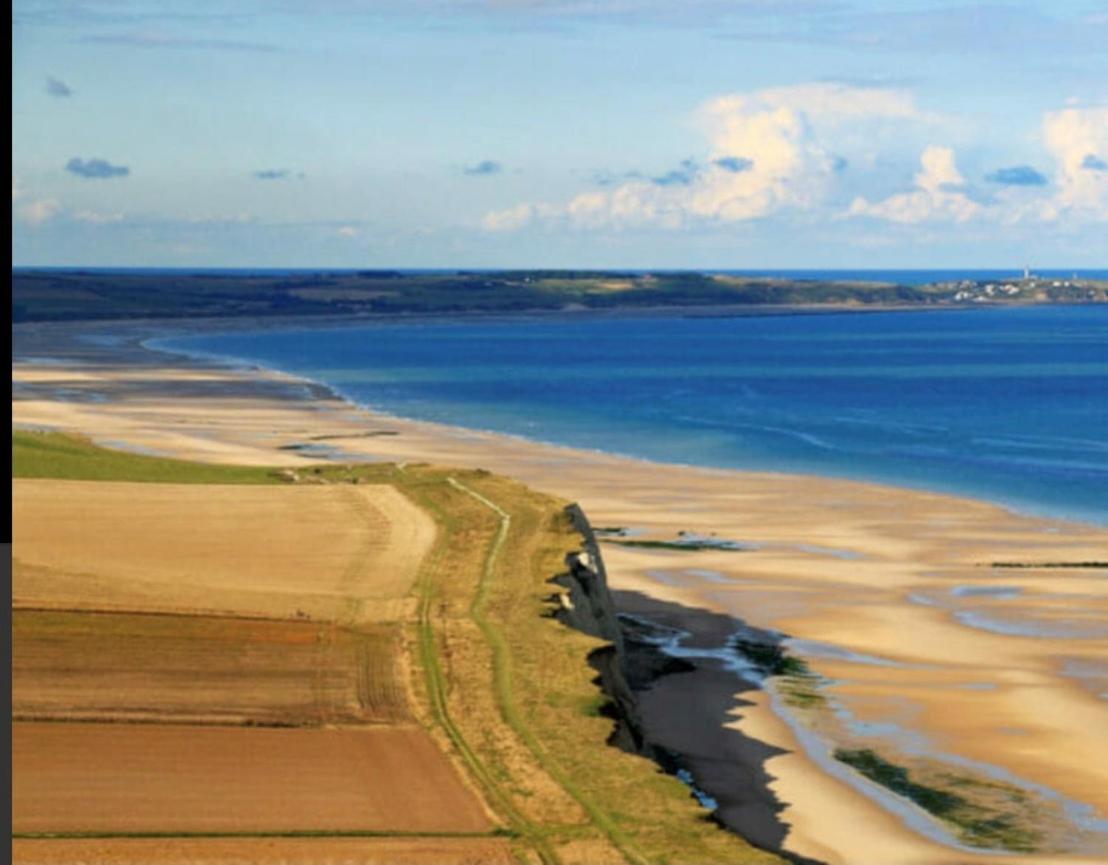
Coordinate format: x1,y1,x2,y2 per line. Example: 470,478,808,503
13,320,1108,864
12,722,492,834
12,478,434,622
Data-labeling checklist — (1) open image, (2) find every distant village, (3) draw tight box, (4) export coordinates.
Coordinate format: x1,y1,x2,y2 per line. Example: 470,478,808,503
937,269,1108,304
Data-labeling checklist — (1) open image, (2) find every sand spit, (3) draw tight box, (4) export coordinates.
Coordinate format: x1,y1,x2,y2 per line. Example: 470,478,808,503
12,318,1108,865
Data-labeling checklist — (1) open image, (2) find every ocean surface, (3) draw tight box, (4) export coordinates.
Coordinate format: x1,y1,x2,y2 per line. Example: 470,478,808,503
156,305,1108,525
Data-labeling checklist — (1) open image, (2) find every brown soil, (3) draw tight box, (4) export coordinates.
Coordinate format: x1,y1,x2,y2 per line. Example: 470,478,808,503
12,836,517,865
12,609,410,725
13,722,494,835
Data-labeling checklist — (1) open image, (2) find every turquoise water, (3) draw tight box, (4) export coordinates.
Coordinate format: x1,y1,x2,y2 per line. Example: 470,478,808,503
157,305,1108,524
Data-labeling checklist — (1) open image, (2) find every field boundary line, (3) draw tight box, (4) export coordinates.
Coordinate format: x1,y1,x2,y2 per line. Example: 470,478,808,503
447,477,648,865
12,605,318,624
10,714,411,728
14,829,515,840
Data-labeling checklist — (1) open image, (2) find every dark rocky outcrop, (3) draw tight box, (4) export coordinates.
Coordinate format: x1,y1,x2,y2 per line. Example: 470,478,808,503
550,504,646,753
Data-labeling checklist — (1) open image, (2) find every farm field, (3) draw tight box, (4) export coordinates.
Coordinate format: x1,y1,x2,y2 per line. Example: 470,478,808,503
10,436,495,862
12,609,409,725
12,722,493,834
11,837,519,865
11,430,782,864
12,478,434,621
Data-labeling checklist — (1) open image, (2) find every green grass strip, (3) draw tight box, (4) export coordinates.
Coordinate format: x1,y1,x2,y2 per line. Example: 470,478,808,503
407,479,562,865
448,477,649,865
13,429,287,484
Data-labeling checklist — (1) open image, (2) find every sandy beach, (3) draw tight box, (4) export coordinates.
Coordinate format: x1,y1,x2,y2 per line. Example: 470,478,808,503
12,317,1108,865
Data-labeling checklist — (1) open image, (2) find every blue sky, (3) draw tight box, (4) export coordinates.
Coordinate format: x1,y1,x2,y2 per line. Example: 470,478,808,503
11,0,1108,268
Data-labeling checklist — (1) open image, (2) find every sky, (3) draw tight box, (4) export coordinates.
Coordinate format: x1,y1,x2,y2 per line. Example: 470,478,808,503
11,0,1108,268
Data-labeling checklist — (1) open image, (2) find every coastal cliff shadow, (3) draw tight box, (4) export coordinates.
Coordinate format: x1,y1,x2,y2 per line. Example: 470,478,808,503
610,589,826,865
548,505,825,865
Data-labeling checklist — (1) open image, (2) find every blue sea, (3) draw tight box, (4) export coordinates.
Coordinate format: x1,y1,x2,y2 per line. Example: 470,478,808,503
156,305,1108,525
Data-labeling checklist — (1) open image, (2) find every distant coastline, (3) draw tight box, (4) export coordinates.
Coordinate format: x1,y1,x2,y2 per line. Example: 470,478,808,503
13,267,1108,324
13,265,1108,284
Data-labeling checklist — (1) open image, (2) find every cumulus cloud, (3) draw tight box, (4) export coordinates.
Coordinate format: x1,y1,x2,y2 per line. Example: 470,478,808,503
482,203,549,232
853,106,1105,226
705,82,922,123
986,165,1048,186
849,146,980,224
1041,106,1108,220
481,89,1102,234
66,157,130,179
483,82,923,231
463,160,502,176
46,76,72,97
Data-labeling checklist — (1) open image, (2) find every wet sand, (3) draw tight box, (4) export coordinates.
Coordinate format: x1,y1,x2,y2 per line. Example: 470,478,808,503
12,318,1108,864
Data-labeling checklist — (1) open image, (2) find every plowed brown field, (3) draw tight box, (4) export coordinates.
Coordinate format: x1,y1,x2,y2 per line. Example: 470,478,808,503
13,722,493,834
12,479,435,622
12,837,517,865
13,610,409,725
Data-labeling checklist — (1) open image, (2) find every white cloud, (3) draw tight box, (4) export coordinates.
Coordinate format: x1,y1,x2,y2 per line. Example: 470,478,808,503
1040,106,1108,221
337,225,360,237
848,145,981,224
849,106,1107,227
483,82,925,231
479,87,1102,236
481,203,540,232
704,82,921,125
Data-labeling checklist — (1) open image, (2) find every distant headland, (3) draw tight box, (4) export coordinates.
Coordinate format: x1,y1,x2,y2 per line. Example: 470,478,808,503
11,268,1108,323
